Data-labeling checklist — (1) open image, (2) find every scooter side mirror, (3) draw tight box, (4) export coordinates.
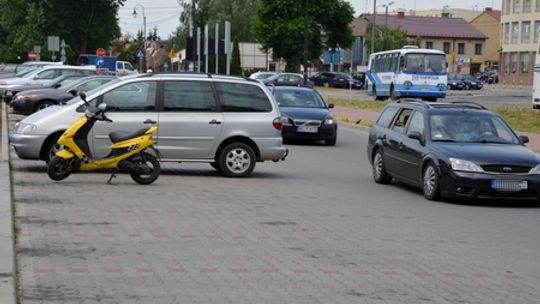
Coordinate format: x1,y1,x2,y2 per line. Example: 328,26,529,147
79,92,87,103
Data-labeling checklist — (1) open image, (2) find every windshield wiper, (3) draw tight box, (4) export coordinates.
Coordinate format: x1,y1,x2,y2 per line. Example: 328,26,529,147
432,139,456,142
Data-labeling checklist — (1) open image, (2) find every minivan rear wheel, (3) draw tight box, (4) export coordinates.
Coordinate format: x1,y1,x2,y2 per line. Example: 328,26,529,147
219,142,256,177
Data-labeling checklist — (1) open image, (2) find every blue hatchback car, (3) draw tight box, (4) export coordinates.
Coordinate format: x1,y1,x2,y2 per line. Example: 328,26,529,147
272,86,337,145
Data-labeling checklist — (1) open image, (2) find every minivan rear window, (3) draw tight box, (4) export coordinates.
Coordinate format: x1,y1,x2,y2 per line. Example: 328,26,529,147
216,82,272,112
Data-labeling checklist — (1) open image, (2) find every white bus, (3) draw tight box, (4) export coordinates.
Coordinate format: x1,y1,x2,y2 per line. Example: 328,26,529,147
366,46,447,102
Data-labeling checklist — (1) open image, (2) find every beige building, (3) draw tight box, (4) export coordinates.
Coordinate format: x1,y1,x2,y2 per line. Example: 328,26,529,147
470,8,501,72
500,0,540,85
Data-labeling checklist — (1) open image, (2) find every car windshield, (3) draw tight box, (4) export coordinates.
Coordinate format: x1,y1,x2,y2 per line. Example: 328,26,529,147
14,66,39,77
403,53,446,73
254,73,275,79
274,89,327,108
430,113,520,144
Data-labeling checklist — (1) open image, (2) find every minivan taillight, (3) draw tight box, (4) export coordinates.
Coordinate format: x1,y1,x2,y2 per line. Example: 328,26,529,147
273,117,283,131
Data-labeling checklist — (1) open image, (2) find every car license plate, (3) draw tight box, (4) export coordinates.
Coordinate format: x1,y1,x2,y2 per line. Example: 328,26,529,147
490,180,528,192
297,126,318,133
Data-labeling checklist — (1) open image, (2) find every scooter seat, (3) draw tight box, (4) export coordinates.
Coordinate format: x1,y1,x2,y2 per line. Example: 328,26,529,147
109,128,149,143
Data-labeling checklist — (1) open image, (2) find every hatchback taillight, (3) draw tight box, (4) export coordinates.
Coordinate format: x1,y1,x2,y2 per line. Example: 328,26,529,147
273,117,283,131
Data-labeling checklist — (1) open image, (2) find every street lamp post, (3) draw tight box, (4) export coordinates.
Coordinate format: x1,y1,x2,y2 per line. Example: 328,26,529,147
383,1,394,27
133,4,146,72
371,0,376,55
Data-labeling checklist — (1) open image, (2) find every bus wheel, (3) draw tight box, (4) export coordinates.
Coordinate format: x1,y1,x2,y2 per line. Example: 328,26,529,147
373,86,385,101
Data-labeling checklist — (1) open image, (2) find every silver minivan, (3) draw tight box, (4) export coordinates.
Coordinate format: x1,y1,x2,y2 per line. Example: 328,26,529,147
10,73,288,177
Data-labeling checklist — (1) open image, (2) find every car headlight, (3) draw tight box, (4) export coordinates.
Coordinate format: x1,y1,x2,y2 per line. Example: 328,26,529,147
13,122,37,134
5,91,13,96
529,164,540,174
324,117,335,125
281,115,292,126
449,157,484,172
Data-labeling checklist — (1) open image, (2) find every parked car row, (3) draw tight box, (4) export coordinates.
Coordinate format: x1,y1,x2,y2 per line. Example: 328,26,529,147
447,73,483,90
309,72,363,89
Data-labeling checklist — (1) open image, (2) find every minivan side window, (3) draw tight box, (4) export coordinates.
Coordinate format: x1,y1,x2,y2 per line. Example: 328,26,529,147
217,82,272,112
163,81,217,111
102,81,157,112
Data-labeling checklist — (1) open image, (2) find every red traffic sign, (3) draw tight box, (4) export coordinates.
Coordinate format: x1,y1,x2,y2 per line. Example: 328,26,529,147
96,48,106,57
27,51,37,60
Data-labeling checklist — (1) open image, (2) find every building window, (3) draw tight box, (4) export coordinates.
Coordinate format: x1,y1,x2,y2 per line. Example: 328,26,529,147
524,0,532,12
504,0,511,14
475,44,482,55
514,0,521,13
443,42,451,54
535,21,540,43
425,41,433,49
457,43,465,55
511,52,518,74
522,21,531,43
536,0,540,11
511,22,519,43
504,23,510,44
520,52,530,74
503,53,509,74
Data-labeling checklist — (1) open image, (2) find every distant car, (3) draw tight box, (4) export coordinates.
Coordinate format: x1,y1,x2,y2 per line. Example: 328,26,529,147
477,71,499,84
249,71,278,80
3,73,88,104
367,99,540,201
460,74,483,90
310,72,362,89
261,73,310,87
10,75,116,115
447,72,465,90
272,86,337,145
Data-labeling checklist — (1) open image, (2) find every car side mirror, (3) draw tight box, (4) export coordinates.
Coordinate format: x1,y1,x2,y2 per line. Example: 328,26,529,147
69,89,78,96
519,135,529,144
408,131,424,145
327,103,335,109
54,83,62,88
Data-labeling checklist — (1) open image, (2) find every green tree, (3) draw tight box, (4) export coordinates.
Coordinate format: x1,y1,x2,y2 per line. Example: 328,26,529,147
177,0,260,42
0,0,125,63
231,37,241,75
253,0,354,72
364,23,408,53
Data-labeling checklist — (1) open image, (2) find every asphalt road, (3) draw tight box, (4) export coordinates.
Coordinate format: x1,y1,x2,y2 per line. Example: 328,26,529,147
9,113,540,303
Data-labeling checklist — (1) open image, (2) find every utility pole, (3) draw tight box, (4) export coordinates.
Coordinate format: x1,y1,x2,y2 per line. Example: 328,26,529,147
303,0,309,85
371,0,376,55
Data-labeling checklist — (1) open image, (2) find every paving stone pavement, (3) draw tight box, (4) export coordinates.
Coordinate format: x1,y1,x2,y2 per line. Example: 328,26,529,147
11,158,540,304
7,111,540,304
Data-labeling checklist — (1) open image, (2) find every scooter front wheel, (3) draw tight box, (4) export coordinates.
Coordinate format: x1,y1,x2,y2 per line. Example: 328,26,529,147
47,156,74,181
129,152,160,185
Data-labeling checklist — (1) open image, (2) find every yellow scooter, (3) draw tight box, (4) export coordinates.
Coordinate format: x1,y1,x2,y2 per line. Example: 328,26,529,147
47,93,160,185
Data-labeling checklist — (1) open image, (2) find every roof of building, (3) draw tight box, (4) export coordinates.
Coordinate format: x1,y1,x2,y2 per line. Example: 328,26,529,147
470,8,501,23
353,13,487,40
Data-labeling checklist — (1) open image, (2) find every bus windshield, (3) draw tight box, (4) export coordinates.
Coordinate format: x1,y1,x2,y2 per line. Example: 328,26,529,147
403,53,446,74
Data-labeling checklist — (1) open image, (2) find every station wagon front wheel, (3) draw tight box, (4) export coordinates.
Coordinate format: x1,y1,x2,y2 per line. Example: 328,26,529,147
219,142,256,177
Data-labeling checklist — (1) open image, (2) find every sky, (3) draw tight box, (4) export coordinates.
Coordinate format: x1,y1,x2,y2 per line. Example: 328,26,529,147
118,0,502,39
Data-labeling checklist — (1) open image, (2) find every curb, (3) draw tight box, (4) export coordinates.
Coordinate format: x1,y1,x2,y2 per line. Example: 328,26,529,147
0,102,16,303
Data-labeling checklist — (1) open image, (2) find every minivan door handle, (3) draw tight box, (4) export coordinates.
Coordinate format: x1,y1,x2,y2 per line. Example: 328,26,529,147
209,119,222,125
144,119,157,124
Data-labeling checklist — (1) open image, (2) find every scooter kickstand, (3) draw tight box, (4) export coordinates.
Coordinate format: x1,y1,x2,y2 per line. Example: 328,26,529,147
107,170,117,184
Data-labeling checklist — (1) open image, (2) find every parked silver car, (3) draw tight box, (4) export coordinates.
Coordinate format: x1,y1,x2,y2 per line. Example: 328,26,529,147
10,73,288,177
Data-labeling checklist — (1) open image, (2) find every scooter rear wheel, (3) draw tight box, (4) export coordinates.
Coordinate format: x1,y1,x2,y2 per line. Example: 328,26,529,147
47,156,74,181
129,152,160,185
